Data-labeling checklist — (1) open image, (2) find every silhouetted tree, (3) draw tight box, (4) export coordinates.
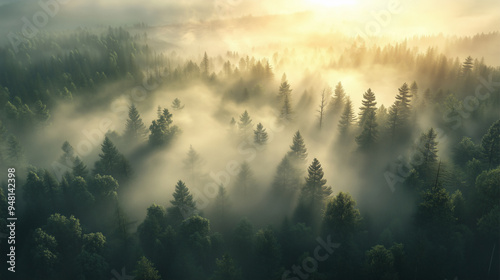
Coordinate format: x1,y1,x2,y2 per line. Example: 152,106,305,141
124,104,148,142
254,123,269,145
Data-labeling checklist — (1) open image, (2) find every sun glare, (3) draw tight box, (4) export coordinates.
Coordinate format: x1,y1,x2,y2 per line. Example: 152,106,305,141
306,0,358,7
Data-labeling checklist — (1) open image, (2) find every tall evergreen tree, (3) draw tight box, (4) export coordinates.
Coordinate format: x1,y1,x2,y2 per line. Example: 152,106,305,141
211,254,242,280
329,82,346,115
287,130,308,165
134,256,161,280
235,162,253,196
322,192,362,239
72,156,88,179
338,96,356,136
201,52,210,75
295,158,332,226
279,94,293,123
149,108,178,146
171,98,184,110
356,110,378,150
124,104,148,142
183,145,204,187
272,156,300,194
167,180,197,223
461,56,474,76
481,120,500,169
93,137,131,182
358,88,377,127
395,82,412,112
5,134,24,165
318,89,327,129
253,123,269,145
238,110,253,137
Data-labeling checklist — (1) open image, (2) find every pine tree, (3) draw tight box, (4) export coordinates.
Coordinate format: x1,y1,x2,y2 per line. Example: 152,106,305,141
171,98,184,110
235,162,253,195
358,88,377,127
59,141,75,167
93,137,130,182
318,89,327,129
395,82,412,112
272,156,300,194
134,256,161,280
124,104,148,142
410,81,418,101
238,110,253,136
279,94,293,123
183,145,204,187
338,96,356,136
386,101,404,141
278,74,292,99
328,82,346,115
72,156,89,178
295,158,332,226
287,130,308,164
167,180,197,223
201,52,210,75
149,108,178,146
6,134,24,165
322,192,361,239
211,254,242,280
481,120,500,169
461,56,474,76
356,110,378,150
253,123,269,145
418,128,439,166
33,100,50,124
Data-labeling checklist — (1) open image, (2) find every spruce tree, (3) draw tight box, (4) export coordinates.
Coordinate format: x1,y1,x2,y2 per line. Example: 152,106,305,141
338,96,356,136
287,130,308,164
481,120,500,169
356,110,378,150
272,156,299,194
171,98,184,110
461,56,474,76
167,180,197,223
329,82,346,115
235,162,253,195
254,123,269,145
183,145,204,187
72,156,89,179
124,104,148,142
279,94,293,123
358,88,377,127
149,108,178,146
238,110,253,132
395,82,412,112
93,137,130,182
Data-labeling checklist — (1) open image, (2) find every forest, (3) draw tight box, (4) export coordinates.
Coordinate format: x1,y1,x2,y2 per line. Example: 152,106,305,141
0,2,499,279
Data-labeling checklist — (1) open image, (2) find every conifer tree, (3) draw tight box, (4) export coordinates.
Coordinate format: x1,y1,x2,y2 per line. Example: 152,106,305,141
171,98,184,110
238,110,253,132
167,180,197,223
253,123,269,145
329,82,346,115
235,162,253,195
279,94,293,123
93,137,131,182
183,145,204,187
124,104,148,142
287,130,308,164
395,82,412,113
149,108,178,146
356,110,378,150
338,96,356,135
72,156,89,179
134,256,161,280
358,88,377,127
481,120,500,169
461,56,474,76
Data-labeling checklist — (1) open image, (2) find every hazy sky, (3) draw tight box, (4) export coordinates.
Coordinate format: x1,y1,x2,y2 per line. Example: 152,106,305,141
0,0,498,39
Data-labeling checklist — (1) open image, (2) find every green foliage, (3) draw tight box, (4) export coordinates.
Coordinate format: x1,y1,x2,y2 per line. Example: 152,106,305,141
124,104,148,142
211,254,242,280
366,245,398,280
254,123,269,145
338,96,356,136
322,192,362,239
481,120,500,169
93,137,131,182
149,108,179,146
134,256,162,280
288,130,308,164
167,180,197,224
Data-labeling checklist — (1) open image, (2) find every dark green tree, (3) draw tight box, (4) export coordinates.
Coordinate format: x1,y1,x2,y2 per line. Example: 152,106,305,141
322,192,362,239
211,254,242,280
172,98,184,110
149,108,179,146
93,137,131,182
254,123,269,145
329,82,346,115
481,120,500,169
338,96,356,136
124,104,148,142
167,180,197,224
358,88,377,127
134,256,162,280
72,156,89,179
295,158,332,226
287,130,308,165
356,110,378,150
